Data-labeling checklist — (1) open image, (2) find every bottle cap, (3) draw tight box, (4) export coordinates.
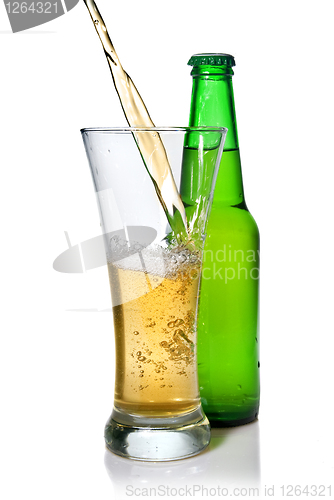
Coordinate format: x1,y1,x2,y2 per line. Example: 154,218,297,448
188,53,235,67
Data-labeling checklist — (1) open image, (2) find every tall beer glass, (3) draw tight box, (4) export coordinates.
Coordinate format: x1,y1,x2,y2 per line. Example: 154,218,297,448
81,127,226,460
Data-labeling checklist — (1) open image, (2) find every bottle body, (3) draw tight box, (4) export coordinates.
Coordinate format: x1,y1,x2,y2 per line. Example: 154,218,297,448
186,55,260,426
198,149,260,426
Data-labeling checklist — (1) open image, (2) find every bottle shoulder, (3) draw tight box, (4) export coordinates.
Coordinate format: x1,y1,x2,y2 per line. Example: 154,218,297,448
208,203,260,237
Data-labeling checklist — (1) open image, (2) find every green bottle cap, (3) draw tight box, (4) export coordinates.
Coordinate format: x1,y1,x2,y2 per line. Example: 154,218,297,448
188,53,235,67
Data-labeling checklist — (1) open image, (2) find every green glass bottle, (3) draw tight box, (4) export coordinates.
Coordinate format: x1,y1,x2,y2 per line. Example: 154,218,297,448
185,53,260,426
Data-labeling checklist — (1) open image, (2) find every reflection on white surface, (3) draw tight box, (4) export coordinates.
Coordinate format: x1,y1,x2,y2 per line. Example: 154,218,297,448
104,420,260,498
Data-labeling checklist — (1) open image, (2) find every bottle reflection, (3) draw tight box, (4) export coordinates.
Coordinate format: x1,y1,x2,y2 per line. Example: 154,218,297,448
104,420,260,498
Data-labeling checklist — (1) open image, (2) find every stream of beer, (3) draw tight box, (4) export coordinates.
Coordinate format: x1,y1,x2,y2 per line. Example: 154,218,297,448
83,0,187,240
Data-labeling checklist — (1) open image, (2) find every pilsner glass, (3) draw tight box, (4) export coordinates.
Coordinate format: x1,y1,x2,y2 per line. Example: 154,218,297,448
81,127,226,461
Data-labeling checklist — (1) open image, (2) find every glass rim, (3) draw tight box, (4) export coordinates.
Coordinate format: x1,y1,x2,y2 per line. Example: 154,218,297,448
80,126,228,134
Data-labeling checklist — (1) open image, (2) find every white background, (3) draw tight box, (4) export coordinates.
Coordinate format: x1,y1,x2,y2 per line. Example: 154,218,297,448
1,1,333,498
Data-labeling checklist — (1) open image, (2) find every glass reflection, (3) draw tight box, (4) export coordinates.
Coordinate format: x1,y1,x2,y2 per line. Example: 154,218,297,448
104,420,260,498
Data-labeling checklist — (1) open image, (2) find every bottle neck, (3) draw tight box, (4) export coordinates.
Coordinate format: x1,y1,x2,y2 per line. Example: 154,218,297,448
188,65,245,207
189,65,239,151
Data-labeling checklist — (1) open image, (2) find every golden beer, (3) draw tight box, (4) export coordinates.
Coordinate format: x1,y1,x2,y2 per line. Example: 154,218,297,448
108,248,201,418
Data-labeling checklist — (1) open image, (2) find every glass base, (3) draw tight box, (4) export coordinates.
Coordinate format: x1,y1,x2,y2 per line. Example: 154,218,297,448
104,406,211,461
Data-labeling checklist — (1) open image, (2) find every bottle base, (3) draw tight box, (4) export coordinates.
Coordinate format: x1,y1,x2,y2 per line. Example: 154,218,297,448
104,405,211,461
204,405,259,428
209,413,258,427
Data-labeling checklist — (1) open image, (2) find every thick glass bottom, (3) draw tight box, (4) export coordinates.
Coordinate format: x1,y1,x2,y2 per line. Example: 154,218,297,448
104,405,211,461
